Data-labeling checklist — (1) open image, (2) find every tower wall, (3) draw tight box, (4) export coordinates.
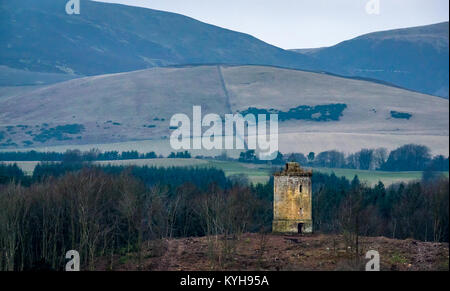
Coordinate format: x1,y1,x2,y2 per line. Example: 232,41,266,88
272,163,312,234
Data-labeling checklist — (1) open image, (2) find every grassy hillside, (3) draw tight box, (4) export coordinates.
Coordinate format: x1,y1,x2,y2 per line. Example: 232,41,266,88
1,65,447,155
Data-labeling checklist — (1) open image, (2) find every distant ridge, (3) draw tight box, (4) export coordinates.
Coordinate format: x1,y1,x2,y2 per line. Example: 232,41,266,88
1,1,447,97
291,22,449,98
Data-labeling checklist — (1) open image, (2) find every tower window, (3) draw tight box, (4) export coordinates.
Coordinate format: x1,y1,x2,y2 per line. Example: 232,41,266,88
299,184,303,193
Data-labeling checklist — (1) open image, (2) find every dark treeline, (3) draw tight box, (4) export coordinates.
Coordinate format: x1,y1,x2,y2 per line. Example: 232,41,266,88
0,162,230,190
239,144,449,172
312,172,449,244
32,163,230,191
0,149,158,162
0,163,25,184
0,149,189,162
0,161,448,271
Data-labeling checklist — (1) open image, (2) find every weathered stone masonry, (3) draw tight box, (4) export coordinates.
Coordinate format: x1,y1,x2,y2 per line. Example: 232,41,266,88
273,162,313,234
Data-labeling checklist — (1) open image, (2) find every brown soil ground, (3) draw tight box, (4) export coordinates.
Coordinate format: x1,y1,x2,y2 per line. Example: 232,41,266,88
96,233,449,271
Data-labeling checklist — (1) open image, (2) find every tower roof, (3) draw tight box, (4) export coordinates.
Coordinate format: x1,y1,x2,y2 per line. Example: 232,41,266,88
274,162,312,177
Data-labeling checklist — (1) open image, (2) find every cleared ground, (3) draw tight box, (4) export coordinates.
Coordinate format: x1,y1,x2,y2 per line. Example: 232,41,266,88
94,233,449,271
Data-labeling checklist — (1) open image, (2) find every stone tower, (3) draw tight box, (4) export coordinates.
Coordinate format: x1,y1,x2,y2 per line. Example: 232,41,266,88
273,162,313,234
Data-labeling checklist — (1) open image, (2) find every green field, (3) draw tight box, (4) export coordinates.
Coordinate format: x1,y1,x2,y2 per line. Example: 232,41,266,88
206,161,448,186
311,167,448,186
4,158,448,186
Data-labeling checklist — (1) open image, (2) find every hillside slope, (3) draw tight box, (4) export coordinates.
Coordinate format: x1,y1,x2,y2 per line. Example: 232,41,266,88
0,65,80,86
0,0,313,78
292,22,449,98
0,65,448,155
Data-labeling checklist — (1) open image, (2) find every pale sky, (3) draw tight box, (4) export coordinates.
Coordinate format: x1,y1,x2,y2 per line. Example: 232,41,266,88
95,0,449,49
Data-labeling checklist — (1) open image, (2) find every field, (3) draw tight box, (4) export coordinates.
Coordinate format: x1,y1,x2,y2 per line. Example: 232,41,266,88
4,158,448,186
311,167,446,186
97,158,273,184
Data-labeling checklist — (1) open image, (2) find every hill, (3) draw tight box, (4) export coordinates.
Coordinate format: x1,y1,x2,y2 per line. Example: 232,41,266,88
0,65,448,155
292,22,449,98
0,0,313,79
1,1,447,98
